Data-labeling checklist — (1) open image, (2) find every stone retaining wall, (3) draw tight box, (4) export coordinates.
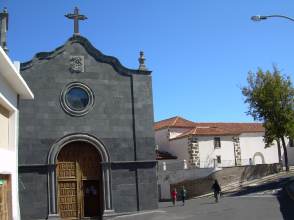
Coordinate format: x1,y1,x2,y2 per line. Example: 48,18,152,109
157,160,214,200
170,163,280,199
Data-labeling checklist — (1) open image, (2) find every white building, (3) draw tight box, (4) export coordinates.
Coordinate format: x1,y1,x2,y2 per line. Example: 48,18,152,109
155,116,281,168
0,46,34,219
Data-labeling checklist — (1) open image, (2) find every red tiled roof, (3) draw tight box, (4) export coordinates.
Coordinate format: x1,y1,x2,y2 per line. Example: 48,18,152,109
194,122,264,134
171,126,239,140
155,116,265,140
154,116,196,131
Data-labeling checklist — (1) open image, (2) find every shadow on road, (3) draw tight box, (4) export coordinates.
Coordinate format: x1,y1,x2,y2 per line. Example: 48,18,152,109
226,177,294,220
276,188,294,220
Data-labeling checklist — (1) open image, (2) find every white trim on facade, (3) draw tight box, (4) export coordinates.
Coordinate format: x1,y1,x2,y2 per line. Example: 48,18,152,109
0,47,34,99
0,46,34,220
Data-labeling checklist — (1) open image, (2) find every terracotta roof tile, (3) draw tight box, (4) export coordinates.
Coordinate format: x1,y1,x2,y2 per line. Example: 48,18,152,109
154,116,196,130
155,117,265,140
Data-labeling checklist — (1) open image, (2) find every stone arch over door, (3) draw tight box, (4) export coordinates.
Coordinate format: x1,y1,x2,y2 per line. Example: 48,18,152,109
47,133,113,219
253,152,265,165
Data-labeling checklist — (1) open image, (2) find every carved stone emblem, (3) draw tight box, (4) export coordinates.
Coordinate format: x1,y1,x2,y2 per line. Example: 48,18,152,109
69,56,84,73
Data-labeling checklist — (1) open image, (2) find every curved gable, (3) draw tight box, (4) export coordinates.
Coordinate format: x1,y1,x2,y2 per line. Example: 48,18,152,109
21,35,151,76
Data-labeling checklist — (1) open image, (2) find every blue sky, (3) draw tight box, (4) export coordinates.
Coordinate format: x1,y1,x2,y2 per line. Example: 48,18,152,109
1,1,294,122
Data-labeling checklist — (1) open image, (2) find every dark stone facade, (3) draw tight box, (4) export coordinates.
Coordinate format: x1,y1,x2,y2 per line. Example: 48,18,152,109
18,35,158,219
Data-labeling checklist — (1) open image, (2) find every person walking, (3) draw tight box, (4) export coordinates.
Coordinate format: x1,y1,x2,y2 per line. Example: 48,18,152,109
180,186,187,206
171,188,177,206
212,179,221,203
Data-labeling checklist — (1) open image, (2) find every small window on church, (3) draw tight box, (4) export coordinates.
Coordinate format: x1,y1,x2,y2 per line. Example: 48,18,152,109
66,87,89,111
60,82,94,116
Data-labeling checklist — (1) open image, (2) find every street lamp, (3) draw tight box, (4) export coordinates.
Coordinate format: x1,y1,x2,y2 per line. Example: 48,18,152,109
251,14,294,22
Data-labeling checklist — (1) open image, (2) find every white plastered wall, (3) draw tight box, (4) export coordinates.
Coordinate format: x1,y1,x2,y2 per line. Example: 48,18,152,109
198,136,235,168
198,136,214,168
0,72,20,220
155,127,191,153
0,105,9,148
239,132,279,165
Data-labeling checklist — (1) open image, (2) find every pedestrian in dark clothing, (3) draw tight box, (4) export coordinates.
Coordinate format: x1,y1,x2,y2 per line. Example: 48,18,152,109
171,188,177,206
212,180,221,203
180,186,187,206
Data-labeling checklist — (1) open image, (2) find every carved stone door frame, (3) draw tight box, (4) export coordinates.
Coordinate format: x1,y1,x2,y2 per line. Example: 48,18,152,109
47,134,114,219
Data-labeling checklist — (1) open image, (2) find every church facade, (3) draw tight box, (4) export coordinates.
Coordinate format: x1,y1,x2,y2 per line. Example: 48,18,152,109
18,35,157,219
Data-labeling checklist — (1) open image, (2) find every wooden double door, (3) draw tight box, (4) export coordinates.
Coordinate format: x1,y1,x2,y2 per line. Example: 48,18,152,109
57,142,102,219
0,175,11,220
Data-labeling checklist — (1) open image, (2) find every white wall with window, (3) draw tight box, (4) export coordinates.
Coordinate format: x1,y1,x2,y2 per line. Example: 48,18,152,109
154,117,291,170
198,136,236,168
157,131,280,169
0,47,33,220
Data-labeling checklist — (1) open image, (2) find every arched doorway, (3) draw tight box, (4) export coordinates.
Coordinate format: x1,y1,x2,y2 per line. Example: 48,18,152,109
57,141,102,219
253,152,265,165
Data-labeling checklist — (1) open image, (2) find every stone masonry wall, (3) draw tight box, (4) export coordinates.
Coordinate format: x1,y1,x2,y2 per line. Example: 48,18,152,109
171,163,280,199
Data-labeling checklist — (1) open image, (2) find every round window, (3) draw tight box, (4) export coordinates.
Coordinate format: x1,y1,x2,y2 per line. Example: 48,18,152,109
65,87,89,111
60,82,94,116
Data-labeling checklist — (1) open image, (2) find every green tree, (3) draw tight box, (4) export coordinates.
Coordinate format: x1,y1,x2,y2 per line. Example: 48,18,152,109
242,67,294,171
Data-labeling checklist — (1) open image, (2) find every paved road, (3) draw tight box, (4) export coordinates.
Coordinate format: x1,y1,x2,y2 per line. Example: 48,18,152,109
109,175,294,220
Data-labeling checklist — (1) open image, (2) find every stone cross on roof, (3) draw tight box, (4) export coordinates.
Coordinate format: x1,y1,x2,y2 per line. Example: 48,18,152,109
65,7,87,35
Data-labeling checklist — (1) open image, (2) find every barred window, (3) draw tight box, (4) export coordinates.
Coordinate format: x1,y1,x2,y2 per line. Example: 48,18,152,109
216,156,221,164
214,137,221,149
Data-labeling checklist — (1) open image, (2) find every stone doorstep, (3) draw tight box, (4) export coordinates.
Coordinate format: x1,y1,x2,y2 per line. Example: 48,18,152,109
47,210,115,220
47,215,100,220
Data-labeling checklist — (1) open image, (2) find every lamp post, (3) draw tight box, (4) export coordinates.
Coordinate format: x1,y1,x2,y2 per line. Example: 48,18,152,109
251,14,294,22
251,13,291,169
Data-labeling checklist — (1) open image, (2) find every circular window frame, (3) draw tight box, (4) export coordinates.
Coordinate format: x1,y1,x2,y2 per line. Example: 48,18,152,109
60,82,94,117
